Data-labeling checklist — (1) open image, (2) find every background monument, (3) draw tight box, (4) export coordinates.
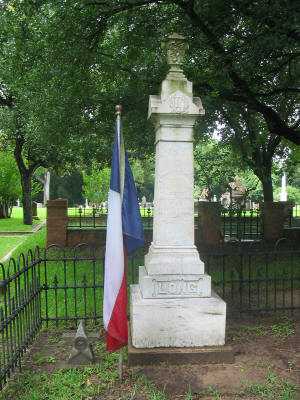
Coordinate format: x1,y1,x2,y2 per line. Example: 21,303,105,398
130,34,228,352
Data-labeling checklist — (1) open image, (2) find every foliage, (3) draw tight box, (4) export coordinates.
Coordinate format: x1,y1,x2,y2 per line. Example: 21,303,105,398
50,172,84,206
131,156,155,201
0,0,299,222
194,139,240,199
238,170,262,202
0,151,21,218
274,186,300,203
82,164,110,205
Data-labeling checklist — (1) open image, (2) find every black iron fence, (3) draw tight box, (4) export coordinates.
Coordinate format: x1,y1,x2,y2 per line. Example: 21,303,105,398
285,204,300,228
68,204,154,229
221,208,262,241
1,243,300,389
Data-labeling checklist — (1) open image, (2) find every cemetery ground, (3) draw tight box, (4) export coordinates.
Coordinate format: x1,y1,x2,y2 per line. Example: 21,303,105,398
1,208,299,399
0,314,299,400
0,208,46,233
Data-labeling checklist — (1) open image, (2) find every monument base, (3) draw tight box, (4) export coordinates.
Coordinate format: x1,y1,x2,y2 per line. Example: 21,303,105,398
130,285,226,348
128,339,234,366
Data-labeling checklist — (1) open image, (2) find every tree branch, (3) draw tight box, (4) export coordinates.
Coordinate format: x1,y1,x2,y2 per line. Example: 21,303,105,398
178,1,300,145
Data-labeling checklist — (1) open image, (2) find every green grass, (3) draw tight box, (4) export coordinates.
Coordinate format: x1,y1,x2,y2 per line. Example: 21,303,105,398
0,207,46,232
0,341,169,400
231,318,296,342
5,228,46,262
0,236,24,260
243,370,297,399
0,345,120,400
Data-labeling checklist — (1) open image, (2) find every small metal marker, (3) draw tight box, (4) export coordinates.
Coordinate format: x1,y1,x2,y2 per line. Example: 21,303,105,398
68,320,94,365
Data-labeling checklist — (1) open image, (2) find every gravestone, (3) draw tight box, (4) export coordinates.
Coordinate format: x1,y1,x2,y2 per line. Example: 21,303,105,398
130,34,228,357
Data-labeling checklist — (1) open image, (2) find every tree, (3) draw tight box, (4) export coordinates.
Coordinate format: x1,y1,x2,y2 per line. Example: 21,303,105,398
83,165,110,205
217,105,284,201
194,139,239,200
80,0,299,147
0,2,101,224
131,157,155,201
0,151,21,218
50,172,84,207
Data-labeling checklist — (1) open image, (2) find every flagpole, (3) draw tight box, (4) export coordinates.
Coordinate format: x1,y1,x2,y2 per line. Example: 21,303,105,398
115,104,124,382
116,104,122,138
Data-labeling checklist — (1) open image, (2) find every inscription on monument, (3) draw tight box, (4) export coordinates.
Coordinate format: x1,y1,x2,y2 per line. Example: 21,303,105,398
168,92,189,114
152,278,204,297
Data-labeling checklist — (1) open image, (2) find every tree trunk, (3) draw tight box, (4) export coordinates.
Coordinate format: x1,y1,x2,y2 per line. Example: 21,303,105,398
21,171,33,225
261,173,274,202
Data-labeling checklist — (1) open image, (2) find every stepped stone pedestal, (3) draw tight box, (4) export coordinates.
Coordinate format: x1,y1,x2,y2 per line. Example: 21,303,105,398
130,34,227,360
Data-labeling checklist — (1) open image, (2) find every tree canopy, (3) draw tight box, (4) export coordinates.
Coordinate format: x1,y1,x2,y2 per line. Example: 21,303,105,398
0,0,299,223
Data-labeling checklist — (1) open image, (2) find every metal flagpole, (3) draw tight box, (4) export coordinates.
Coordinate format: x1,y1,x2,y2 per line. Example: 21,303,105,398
116,104,124,381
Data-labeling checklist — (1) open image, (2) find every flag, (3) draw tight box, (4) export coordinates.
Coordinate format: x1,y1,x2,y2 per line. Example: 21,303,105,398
103,108,144,352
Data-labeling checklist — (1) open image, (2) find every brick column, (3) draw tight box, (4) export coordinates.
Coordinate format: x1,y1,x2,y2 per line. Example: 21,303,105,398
47,199,68,247
197,201,222,248
261,202,286,242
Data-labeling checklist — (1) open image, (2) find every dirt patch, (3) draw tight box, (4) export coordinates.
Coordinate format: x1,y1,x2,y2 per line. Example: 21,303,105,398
134,314,300,397
19,314,300,399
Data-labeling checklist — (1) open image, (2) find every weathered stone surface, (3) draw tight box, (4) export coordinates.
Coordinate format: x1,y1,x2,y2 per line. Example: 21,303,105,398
145,244,205,275
128,341,234,366
139,266,211,299
130,285,226,348
130,33,227,350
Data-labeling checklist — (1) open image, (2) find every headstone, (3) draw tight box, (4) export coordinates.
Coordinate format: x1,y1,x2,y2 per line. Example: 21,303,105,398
68,320,94,365
16,199,20,207
85,198,89,208
130,34,226,349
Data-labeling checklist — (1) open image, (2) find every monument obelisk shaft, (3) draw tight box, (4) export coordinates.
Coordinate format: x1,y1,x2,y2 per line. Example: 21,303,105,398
130,34,226,348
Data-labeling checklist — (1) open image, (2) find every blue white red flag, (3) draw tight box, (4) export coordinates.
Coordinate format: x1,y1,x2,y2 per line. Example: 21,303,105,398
103,109,144,352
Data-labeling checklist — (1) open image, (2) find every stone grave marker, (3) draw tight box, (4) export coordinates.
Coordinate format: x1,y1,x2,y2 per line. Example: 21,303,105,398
129,34,232,365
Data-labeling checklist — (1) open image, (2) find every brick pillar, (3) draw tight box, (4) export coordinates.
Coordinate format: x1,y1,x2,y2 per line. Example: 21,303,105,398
47,199,68,247
261,202,286,242
197,201,222,248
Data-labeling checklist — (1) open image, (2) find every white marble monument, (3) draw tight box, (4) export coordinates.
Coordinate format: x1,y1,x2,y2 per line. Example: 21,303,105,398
130,34,226,348
280,173,288,201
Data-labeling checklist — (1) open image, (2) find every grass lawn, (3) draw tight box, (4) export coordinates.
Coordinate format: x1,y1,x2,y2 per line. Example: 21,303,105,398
0,207,46,232
2,228,46,263
0,236,24,260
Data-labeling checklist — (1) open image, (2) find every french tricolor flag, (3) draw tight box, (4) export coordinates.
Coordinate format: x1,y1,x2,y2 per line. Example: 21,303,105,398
103,106,144,352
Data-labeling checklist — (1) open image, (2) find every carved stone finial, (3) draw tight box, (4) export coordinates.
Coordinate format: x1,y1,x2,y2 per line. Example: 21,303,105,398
162,33,188,72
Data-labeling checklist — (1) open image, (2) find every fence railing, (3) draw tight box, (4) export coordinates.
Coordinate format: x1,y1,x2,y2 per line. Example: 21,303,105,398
0,248,43,390
285,204,300,228
221,209,262,241
1,243,300,390
67,204,154,228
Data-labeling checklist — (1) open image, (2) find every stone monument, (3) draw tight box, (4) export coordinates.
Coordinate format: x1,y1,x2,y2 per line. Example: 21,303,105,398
280,172,288,201
130,34,228,356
